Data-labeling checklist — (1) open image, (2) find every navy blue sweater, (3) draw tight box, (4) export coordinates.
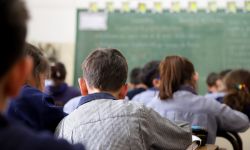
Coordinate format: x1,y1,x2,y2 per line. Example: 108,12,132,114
0,114,84,150
6,85,66,132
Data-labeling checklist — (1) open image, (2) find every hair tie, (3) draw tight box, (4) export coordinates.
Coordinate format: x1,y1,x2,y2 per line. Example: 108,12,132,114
235,84,249,93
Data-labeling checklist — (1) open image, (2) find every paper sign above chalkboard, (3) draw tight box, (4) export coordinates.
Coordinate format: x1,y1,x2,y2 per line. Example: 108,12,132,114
79,12,107,31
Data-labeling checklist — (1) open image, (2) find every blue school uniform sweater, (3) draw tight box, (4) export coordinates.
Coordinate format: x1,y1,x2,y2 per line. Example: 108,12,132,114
0,114,84,150
6,85,66,132
45,83,81,105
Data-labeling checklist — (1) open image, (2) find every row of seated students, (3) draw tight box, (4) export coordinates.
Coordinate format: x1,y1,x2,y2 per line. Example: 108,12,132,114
121,56,250,144
127,61,250,122
61,54,250,147
1,0,249,150
0,1,191,149
205,69,250,119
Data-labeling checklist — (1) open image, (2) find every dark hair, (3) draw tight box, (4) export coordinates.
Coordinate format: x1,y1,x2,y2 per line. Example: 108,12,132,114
82,48,128,92
159,56,195,100
24,44,49,84
51,62,67,81
0,0,28,77
130,67,142,85
224,69,250,111
220,69,232,79
141,61,160,88
206,72,220,87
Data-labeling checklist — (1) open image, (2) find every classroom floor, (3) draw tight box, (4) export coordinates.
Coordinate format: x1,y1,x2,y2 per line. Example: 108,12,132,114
215,129,250,149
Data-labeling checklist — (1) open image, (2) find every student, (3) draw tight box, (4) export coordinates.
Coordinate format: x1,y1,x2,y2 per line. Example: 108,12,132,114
218,69,232,92
56,49,192,150
132,61,160,105
204,72,225,102
45,62,81,106
7,44,66,133
0,0,84,149
223,69,250,119
206,72,220,93
147,56,249,144
126,67,147,100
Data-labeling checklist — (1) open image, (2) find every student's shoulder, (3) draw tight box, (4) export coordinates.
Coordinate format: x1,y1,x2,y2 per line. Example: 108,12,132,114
21,85,41,95
120,100,156,117
192,93,225,114
0,124,84,150
67,86,81,95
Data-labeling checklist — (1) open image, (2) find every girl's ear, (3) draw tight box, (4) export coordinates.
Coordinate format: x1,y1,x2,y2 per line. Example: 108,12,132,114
78,77,88,96
193,72,199,82
191,72,199,90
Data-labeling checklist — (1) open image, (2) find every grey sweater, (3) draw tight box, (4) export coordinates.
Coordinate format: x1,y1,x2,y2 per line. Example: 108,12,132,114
56,99,192,150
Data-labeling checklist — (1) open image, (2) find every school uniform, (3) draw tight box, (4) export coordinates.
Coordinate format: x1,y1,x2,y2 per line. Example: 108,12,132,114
147,85,250,144
0,113,84,150
132,88,159,105
126,88,146,100
45,83,81,105
204,92,225,103
56,92,192,150
63,96,82,114
7,85,66,132
243,106,250,120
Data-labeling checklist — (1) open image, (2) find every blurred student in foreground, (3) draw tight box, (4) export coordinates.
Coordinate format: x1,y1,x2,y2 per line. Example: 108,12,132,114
56,48,192,150
223,69,250,119
0,0,84,149
45,62,81,106
126,67,147,100
204,72,225,102
132,61,160,105
147,56,249,144
7,44,66,133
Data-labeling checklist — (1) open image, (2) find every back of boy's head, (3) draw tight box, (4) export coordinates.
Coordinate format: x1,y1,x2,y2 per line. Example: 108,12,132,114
51,62,67,81
82,48,128,92
142,61,160,88
0,0,28,78
130,67,143,85
220,69,232,79
224,69,250,111
206,72,219,87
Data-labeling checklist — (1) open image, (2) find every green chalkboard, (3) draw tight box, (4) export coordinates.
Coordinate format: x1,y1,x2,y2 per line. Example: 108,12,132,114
75,10,250,94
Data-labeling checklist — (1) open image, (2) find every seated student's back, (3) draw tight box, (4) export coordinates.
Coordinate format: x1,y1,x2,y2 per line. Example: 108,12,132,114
45,62,81,106
0,0,84,150
147,56,249,144
56,49,192,150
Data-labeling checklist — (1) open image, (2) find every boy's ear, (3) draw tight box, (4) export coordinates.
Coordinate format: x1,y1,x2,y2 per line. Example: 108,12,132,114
5,57,33,97
152,79,160,89
78,77,88,96
118,84,128,99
